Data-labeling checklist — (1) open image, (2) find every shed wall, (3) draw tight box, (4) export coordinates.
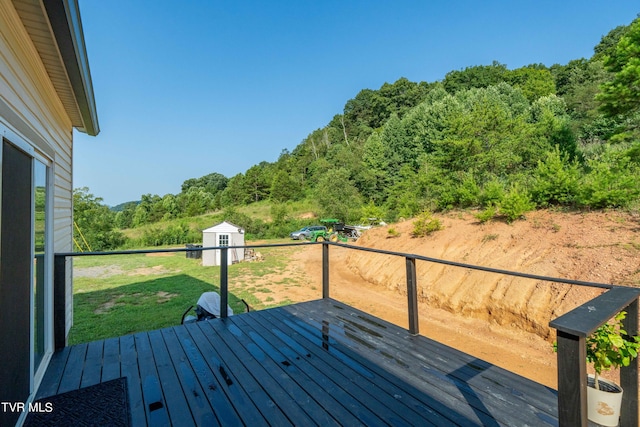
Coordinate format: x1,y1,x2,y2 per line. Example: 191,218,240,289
201,228,245,266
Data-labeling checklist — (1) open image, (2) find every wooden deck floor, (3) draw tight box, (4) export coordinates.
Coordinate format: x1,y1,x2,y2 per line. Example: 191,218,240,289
37,299,559,426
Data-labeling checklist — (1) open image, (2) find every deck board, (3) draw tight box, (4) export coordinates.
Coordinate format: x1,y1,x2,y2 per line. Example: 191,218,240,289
287,299,559,426
135,332,170,427
37,298,559,426
201,319,298,426
173,324,244,426
119,334,146,427
80,340,103,388
232,312,387,426
256,307,447,425
148,329,196,426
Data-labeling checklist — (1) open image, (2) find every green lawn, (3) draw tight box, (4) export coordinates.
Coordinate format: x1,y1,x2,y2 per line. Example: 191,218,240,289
68,241,306,344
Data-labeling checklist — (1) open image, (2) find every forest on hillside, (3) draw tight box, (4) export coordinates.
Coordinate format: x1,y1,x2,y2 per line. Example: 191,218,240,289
76,17,640,250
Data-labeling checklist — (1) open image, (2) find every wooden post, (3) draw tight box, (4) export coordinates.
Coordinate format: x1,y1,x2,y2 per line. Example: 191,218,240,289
406,257,419,335
220,248,228,318
53,254,67,349
322,243,329,299
556,330,587,427
620,297,639,427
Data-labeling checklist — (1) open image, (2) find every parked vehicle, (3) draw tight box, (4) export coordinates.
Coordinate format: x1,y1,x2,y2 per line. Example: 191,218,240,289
309,219,372,242
289,225,327,240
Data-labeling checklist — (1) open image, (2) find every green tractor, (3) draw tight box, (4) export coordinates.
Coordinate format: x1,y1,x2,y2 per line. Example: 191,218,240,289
309,219,349,242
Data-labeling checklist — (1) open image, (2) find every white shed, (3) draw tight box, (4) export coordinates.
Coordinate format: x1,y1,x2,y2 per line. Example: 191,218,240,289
202,221,245,266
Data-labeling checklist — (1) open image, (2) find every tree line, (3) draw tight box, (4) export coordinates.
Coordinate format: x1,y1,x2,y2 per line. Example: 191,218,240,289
76,16,640,250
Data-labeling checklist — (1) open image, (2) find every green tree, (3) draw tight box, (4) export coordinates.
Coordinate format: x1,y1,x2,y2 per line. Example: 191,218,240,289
73,187,126,251
219,173,251,206
270,169,300,203
314,168,362,222
181,172,228,195
132,194,163,226
506,66,556,101
593,22,634,61
443,61,509,93
597,19,640,119
358,131,390,201
178,187,212,217
245,163,271,203
114,202,136,229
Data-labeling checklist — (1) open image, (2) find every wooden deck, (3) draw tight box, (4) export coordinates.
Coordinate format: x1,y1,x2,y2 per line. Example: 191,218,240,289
37,299,559,426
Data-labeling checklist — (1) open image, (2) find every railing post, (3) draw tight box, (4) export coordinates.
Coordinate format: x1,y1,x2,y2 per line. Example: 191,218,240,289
620,297,639,427
53,254,67,349
220,247,228,318
556,330,587,427
322,243,329,299
406,257,419,335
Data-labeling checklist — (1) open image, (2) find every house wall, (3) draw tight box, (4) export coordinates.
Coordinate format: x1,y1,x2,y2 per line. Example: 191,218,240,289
0,0,75,336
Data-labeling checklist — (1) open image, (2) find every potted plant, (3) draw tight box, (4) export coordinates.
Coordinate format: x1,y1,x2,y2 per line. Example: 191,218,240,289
584,311,640,426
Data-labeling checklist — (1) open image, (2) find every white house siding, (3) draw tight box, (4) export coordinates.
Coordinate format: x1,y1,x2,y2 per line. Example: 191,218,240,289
0,0,75,336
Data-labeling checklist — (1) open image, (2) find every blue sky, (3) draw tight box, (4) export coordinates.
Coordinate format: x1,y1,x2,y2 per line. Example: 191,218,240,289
73,1,639,206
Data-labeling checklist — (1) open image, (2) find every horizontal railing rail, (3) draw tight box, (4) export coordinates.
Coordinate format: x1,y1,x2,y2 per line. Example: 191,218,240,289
55,240,639,427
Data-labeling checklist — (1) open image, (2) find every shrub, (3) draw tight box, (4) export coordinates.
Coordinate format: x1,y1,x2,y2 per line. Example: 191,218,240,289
475,204,498,223
139,223,197,246
411,211,443,237
531,146,581,206
455,174,481,207
499,184,535,222
480,178,505,207
576,150,640,208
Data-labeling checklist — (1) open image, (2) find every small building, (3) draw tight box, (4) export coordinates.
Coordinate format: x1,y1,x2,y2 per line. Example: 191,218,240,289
202,221,245,266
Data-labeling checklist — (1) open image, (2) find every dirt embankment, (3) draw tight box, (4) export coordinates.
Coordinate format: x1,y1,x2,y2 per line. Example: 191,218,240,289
294,209,640,387
349,210,640,339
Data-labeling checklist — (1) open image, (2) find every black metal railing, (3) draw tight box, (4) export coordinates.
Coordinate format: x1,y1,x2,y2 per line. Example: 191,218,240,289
54,241,639,427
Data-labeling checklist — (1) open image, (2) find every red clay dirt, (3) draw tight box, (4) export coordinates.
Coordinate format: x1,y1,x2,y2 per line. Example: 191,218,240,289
286,209,640,389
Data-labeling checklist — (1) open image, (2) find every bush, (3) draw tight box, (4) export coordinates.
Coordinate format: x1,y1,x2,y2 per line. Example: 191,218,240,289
455,174,481,207
411,211,443,237
139,223,198,247
576,149,640,208
499,184,535,222
531,146,581,206
475,204,498,223
480,178,505,207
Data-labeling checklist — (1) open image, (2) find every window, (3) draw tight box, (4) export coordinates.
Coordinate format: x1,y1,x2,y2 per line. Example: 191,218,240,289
219,234,229,247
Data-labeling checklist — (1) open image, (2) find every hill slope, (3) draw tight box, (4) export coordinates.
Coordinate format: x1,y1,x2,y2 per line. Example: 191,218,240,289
348,209,640,339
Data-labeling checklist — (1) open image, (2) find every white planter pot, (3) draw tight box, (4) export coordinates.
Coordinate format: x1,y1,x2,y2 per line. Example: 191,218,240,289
587,375,623,427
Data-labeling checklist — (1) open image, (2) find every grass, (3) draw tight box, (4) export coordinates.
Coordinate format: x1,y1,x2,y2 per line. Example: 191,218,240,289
69,240,306,344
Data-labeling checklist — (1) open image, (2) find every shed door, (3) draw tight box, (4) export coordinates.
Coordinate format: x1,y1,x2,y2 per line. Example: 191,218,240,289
0,140,32,426
218,234,230,265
